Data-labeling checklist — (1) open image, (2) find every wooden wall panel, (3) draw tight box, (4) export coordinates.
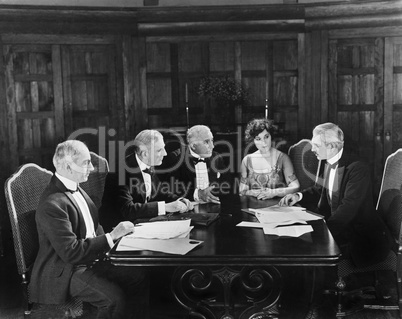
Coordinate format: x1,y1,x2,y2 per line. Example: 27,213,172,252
209,42,234,72
4,45,58,169
272,39,298,144
147,42,171,73
147,78,172,109
329,38,384,190
178,42,204,73
61,44,118,153
241,42,267,71
384,37,402,156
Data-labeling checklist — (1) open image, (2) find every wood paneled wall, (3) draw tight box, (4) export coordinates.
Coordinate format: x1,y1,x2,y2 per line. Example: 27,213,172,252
0,1,401,185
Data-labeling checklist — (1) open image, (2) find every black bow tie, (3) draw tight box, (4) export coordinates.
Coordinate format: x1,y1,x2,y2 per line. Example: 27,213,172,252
67,188,78,194
326,161,338,170
192,158,206,165
143,167,155,175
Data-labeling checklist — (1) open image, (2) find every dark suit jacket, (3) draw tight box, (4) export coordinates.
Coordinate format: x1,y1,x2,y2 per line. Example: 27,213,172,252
100,153,178,231
300,158,391,267
29,176,110,304
162,147,229,201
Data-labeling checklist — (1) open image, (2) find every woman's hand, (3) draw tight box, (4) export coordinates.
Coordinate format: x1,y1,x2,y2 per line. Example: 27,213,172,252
245,189,261,197
256,188,275,200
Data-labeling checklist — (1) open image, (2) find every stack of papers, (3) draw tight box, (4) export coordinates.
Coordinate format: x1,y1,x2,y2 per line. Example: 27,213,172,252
116,219,203,255
238,205,322,237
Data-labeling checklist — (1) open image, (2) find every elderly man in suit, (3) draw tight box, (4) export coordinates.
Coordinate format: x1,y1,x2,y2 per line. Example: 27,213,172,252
162,125,229,204
29,140,149,319
280,123,392,317
280,122,391,267
100,129,193,231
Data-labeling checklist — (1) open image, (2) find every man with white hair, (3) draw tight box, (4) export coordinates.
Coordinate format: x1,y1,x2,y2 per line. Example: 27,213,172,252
280,122,391,267
29,140,149,319
162,125,228,204
101,129,193,230
280,123,392,317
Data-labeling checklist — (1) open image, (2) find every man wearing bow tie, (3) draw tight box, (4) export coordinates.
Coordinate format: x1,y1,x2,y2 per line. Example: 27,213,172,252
163,125,228,204
279,123,391,268
100,129,193,231
30,140,149,319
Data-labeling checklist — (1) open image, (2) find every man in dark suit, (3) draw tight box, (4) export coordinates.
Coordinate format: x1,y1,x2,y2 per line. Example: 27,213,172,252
279,122,391,267
280,123,392,317
100,129,193,231
29,140,149,319
162,125,229,204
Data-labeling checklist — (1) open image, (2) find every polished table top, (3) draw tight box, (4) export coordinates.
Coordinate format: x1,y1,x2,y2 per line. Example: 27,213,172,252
107,195,341,267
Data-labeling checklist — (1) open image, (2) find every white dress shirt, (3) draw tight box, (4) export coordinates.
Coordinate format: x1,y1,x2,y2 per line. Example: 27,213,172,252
190,149,210,201
326,148,343,200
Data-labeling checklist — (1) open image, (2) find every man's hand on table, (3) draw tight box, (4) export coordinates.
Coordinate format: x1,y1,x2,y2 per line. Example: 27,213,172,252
278,193,300,207
198,186,221,204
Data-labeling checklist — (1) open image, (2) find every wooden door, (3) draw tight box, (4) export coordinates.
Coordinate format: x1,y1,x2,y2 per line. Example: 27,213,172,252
384,37,402,157
329,38,384,189
4,44,64,170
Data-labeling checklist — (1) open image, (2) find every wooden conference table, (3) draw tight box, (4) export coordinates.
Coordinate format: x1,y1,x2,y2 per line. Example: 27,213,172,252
108,195,341,319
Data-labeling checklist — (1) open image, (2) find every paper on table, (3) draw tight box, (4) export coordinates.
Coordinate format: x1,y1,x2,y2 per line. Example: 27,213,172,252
249,205,322,225
116,237,203,255
129,219,192,239
236,220,307,229
263,225,313,237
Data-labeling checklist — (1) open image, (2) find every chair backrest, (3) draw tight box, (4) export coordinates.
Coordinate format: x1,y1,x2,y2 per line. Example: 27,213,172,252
4,164,53,275
376,149,402,242
80,152,109,209
288,139,319,191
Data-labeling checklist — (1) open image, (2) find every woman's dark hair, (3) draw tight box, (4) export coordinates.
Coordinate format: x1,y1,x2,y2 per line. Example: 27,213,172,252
245,118,275,144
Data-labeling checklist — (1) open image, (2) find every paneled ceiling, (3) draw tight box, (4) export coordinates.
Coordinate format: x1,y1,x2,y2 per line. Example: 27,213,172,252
0,0,348,7
0,0,400,35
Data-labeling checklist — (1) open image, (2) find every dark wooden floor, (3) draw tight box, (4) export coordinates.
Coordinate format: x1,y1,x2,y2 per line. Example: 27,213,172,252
0,238,400,319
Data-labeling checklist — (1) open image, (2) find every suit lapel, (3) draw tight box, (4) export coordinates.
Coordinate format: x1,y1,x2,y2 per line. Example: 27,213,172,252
127,153,147,203
331,164,345,210
63,191,87,238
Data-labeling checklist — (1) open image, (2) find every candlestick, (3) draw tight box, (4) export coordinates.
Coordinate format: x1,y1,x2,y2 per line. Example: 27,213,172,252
185,83,188,103
265,98,269,119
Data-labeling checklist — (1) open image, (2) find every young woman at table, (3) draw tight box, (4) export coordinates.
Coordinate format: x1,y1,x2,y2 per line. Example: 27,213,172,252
239,118,300,199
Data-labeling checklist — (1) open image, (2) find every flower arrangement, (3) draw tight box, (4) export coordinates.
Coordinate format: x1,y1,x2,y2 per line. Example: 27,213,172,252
198,75,250,107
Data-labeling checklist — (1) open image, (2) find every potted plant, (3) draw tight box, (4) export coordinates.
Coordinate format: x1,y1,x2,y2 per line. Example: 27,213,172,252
198,75,250,130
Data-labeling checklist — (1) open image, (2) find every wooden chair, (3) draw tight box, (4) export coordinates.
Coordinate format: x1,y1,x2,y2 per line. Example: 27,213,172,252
80,152,109,209
328,149,402,318
4,163,84,318
288,139,320,191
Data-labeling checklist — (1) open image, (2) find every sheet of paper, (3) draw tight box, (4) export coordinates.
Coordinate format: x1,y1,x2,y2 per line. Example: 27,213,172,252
248,205,322,225
237,221,265,228
263,225,313,237
250,205,307,213
236,220,307,229
129,219,192,239
116,237,203,255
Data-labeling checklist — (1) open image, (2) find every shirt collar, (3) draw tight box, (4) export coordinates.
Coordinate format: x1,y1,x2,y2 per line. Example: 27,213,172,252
327,148,343,166
189,148,202,159
55,172,78,192
136,153,150,171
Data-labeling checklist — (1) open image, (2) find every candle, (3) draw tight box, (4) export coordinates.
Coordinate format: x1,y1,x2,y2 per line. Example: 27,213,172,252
186,105,189,128
265,78,269,119
185,83,188,103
